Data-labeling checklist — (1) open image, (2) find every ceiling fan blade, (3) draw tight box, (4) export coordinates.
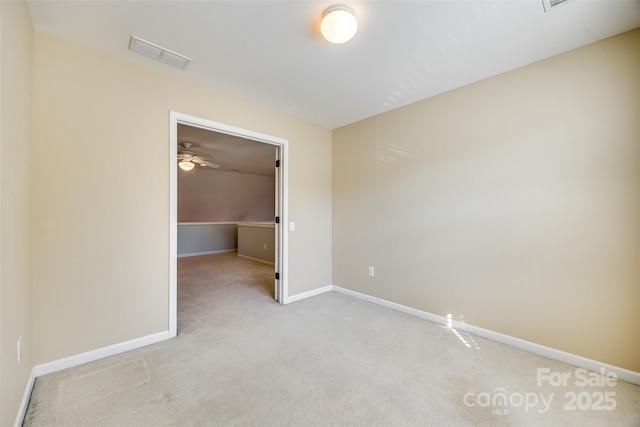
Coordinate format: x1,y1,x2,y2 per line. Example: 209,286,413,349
192,158,220,169
193,155,214,162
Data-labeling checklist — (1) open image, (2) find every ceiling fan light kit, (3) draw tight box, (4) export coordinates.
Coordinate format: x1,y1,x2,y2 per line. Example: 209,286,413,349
178,160,195,171
177,142,220,171
321,4,358,44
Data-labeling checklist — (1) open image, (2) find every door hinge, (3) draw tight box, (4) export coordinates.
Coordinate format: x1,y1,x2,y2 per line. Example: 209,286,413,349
275,216,280,223
276,160,280,167
275,272,280,280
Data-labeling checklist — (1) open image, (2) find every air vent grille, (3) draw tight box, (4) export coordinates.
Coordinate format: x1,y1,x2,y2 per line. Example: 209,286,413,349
542,0,570,12
128,36,191,70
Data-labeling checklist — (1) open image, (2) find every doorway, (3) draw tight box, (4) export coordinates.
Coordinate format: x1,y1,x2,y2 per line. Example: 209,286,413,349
169,111,288,337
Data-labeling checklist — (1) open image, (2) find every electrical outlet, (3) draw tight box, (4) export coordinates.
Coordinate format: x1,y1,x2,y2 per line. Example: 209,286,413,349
289,221,296,232
263,243,267,250
368,266,375,277
17,336,22,364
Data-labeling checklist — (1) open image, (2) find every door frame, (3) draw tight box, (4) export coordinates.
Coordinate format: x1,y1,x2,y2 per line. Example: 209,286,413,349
169,111,289,337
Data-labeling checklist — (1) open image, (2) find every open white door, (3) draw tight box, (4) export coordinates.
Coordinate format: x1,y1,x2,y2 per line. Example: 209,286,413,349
274,147,282,303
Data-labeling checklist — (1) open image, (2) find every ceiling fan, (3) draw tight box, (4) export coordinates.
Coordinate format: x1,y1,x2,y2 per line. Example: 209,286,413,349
177,142,220,171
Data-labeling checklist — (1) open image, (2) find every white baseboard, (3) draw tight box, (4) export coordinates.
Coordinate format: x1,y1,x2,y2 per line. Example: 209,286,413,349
285,285,333,304
33,331,172,377
15,330,172,426
332,285,640,386
236,254,275,266
177,249,236,258
14,369,36,427
332,286,445,324
15,286,639,427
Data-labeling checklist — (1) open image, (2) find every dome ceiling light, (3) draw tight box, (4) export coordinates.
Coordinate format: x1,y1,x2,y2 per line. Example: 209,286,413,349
320,4,358,44
178,160,195,171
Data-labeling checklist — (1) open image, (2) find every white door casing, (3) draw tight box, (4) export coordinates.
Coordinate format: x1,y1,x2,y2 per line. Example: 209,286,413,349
169,111,289,336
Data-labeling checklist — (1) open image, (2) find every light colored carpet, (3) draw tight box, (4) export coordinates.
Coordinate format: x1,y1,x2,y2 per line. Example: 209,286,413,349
24,252,640,426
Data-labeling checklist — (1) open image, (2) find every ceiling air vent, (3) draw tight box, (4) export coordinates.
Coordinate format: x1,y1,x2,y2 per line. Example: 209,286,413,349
128,36,191,70
542,0,571,12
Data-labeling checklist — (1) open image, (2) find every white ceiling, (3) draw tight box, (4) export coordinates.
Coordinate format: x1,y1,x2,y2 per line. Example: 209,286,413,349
27,0,640,129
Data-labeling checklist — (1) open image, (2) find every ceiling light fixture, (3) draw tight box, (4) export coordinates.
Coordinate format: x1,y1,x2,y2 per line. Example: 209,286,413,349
178,160,195,171
320,4,358,44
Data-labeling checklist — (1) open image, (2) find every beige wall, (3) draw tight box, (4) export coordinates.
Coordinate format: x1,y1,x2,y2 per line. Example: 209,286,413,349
178,169,275,223
333,29,640,372
32,32,332,365
5,8,637,425
238,224,276,264
0,1,34,425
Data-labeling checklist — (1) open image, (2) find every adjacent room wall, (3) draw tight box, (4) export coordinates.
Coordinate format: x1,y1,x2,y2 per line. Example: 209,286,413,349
237,223,276,264
0,1,34,425
177,143,275,257
332,29,640,372
177,223,237,257
32,31,332,365
178,169,274,222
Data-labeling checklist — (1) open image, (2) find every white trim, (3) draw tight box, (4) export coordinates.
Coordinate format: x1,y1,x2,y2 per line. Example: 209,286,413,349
14,370,36,427
278,142,289,303
237,222,275,229
14,330,172,426
284,285,333,304
331,285,640,386
178,221,238,226
14,287,639,427
170,111,289,315
178,113,288,146
237,253,275,266
177,249,236,258
332,285,444,324
32,331,171,378
459,321,640,386
169,112,178,337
